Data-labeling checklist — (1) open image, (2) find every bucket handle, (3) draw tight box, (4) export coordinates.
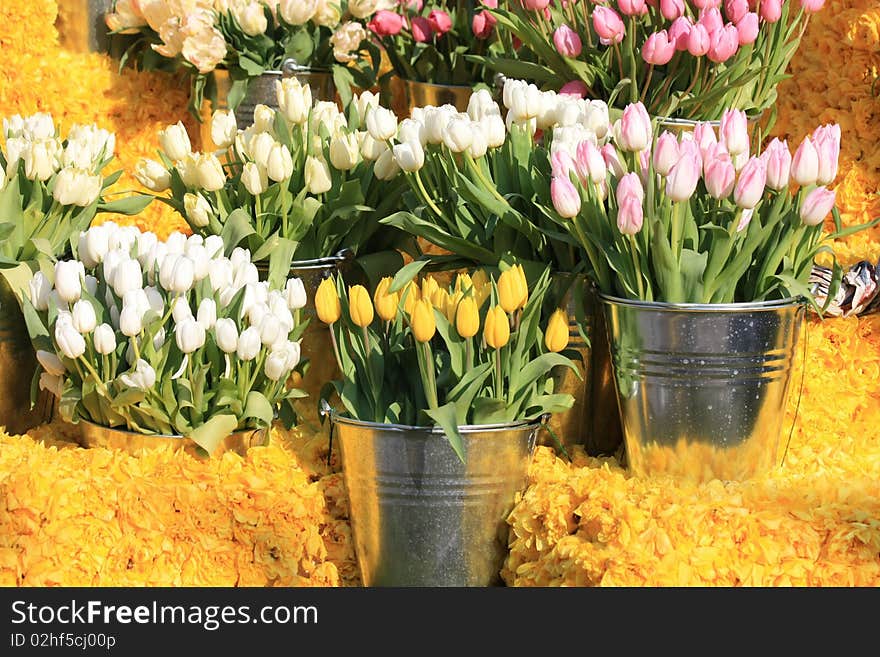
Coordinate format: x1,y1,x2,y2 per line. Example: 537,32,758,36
780,313,809,467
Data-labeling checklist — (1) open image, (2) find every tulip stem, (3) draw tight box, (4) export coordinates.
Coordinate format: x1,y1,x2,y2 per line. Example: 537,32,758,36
628,235,645,300
413,170,445,219
465,338,472,372
640,65,654,105
75,358,108,397
495,348,504,401
422,342,438,410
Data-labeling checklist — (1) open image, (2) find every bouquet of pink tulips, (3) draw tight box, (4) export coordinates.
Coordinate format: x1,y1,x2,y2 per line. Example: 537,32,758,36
477,0,826,121
546,100,878,306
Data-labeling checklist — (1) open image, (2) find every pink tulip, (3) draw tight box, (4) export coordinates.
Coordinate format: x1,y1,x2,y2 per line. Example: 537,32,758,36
687,23,711,56
759,0,782,22
653,132,680,176
480,0,498,7
669,17,692,51
472,10,496,38
576,140,607,184
522,0,551,10
704,157,736,199
665,153,701,202
724,0,748,23
554,25,583,57
617,102,652,152
692,0,721,8
559,80,589,98
399,0,423,11
800,0,825,13
593,6,626,46
800,186,836,226
639,147,652,184
707,24,739,63
552,149,576,178
735,13,759,45
551,176,582,218
660,0,685,20
720,108,749,156
367,11,406,37
678,138,704,171
617,196,644,235
733,156,766,209
411,16,433,42
736,207,754,232
427,9,452,34
618,0,648,16
701,142,730,174
698,8,724,35
642,30,676,65
811,123,841,185
791,136,819,187
693,121,718,158
616,172,645,203
760,138,791,190
602,144,626,178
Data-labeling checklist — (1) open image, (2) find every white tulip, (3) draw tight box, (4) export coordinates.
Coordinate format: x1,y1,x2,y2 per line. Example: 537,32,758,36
393,140,424,172
208,258,234,292
584,100,611,140
2,114,25,139
29,272,51,311
252,103,276,134
175,317,206,354
197,298,217,330
4,136,26,177
397,119,427,147
284,277,307,310
158,122,191,161
266,143,294,182
264,346,292,380
304,155,332,194
184,192,213,228
204,234,224,259
241,161,268,195
111,259,143,298
442,116,473,153
209,110,237,151
165,232,188,255
275,78,312,125
152,326,166,350
39,372,63,399
119,304,143,337
236,326,262,361
55,321,86,359
196,153,226,191
348,0,378,18
93,323,117,355
329,133,360,170
54,260,83,303
468,124,488,159
358,131,387,161
52,166,101,207
247,301,270,329
22,113,55,141
36,350,65,376
189,245,210,281
313,0,341,27
230,247,253,270
480,115,506,149
508,83,543,122
283,340,301,370
374,148,400,180
144,286,164,316
467,88,500,121
71,299,97,334
87,275,101,298
214,318,239,353
171,296,193,323
423,107,448,145
23,140,60,181
258,313,285,347
161,255,195,294
134,158,171,192
366,106,397,142
354,90,380,128
120,359,156,390
235,1,267,35
176,153,201,187
136,231,158,262
279,0,318,25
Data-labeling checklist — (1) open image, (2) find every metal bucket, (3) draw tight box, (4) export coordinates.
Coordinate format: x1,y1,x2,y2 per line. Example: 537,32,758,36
56,0,113,53
330,412,539,586
78,418,268,458
0,274,54,436
200,61,337,151
401,78,473,114
600,294,805,482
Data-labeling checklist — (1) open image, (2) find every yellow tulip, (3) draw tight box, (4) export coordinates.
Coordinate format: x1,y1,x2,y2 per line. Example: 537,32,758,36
348,284,374,328
471,269,491,308
515,265,529,309
455,272,473,295
484,304,510,349
455,296,479,339
315,277,341,324
373,276,399,322
544,308,569,352
430,287,449,311
402,280,420,314
421,275,440,302
498,267,527,313
445,289,462,323
410,298,436,343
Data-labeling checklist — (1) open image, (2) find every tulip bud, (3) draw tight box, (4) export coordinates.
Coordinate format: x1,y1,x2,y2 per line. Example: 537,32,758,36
175,317,206,354
393,140,425,172
158,121,191,161
23,140,60,181
410,298,436,343
550,176,581,219
348,285,374,328
497,267,528,313
791,136,820,187
267,143,295,182
211,109,237,149
282,277,306,311
236,326,262,361
553,25,582,58
257,313,283,347
652,132,680,177
592,6,625,46
54,260,83,304
761,138,792,190
71,299,97,334
329,132,361,170
704,157,736,199
93,323,116,355
402,281,420,314
442,116,474,154
304,155,332,193
241,161,268,196
665,154,701,202
617,196,644,235
374,148,400,180
55,321,86,359
642,30,676,65
315,278,341,324
812,124,841,186
617,102,652,152
800,186,836,226
196,153,226,191
365,106,398,142
733,156,767,209
134,158,171,192
120,359,156,390
719,109,749,157
484,305,510,349
37,349,65,376
455,296,480,339
421,276,440,302
760,0,782,22
29,272,51,311
213,317,239,354
373,277,398,322
196,298,217,331
253,104,276,135
544,309,569,352
264,346,292,381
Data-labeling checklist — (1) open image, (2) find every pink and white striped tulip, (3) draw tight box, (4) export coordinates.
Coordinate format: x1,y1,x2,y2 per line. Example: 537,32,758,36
602,144,626,178
617,196,644,235
799,186,836,226
617,102,652,152
704,157,736,199
720,109,749,156
653,132,680,176
593,6,626,45
760,138,791,190
665,153,701,202
616,172,645,204
551,176,582,218
791,136,820,187
576,140,607,184
733,156,767,209
811,123,840,186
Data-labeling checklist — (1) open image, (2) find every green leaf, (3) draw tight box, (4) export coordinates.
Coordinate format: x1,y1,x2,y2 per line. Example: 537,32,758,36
471,397,510,425
220,208,258,254
187,414,239,456
97,195,154,215
243,390,275,427
423,402,466,463
389,258,429,293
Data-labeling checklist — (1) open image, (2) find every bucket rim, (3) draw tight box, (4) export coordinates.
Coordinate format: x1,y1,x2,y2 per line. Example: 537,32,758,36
597,293,806,313
326,410,542,434
400,77,474,92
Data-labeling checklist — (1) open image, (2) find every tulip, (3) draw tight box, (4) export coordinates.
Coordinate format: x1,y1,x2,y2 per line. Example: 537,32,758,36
480,115,506,149
442,116,474,154
707,23,739,63
22,139,58,181
347,285,374,328
275,78,311,125
735,12,759,45
468,124,489,159
184,192,213,228
698,7,724,33
253,104,276,135
374,149,400,180
616,172,645,204
235,1,268,35
410,16,433,42
280,277,305,312
55,321,86,359
421,276,440,303
551,149,576,179
213,318,238,354
427,9,452,34
760,0,782,22
686,23,711,56
279,0,317,24
642,30,676,65
616,195,644,235
724,0,747,22
298,155,330,195
508,83,544,122
484,305,510,349
522,0,550,9
410,298,436,343
760,138,791,190
29,272,51,311
575,140,606,184
402,280,421,314
264,347,293,381
812,124,841,186
241,161,268,196
551,176,581,219
166,255,197,295
196,298,217,331
54,260,83,304
733,157,767,209
704,157,736,199
175,318,206,355
315,278,341,324
144,286,164,317
801,0,824,12
134,158,171,192
158,122,191,161
37,349,65,376
497,268,528,313
665,154,701,202
393,140,425,172
453,296,479,339
327,133,359,171
91,323,116,355
693,122,718,160
659,0,685,19
617,102,651,152
52,167,99,207
118,359,156,390
472,10,496,39
554,25,582,58
398,118,427,147
373,277,399,322
257,313,285,347
799,186,835,226
365,106,398,142
652,132,680,177
367,10,405,36
669,16,692,51
544,309,569,353
70,299,97,335
76,226,109,270
618,0,647,15
720,109,749,156
196,153,226,191
236,326,262,361
266,143,294,183
600,144,625,179
791,136,820,187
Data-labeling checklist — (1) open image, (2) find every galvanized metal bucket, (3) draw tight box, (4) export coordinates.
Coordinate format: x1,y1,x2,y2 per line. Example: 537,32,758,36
329,412,540,586
0,273,54,436
200,61,336,151
600,294,805,483
78,418,268,458
401,78,473,114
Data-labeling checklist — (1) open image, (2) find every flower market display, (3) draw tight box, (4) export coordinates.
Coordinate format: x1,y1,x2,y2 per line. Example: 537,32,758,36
2,0,880,591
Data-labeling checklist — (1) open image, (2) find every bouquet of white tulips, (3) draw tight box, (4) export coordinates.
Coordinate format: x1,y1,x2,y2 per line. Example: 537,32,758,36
378,78,612,275
0,112,151,289
136,83,414,284
22,223,309,454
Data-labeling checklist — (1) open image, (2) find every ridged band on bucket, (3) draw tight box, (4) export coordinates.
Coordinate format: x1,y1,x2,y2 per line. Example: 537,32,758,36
600,294,805,482
330,413,539,586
